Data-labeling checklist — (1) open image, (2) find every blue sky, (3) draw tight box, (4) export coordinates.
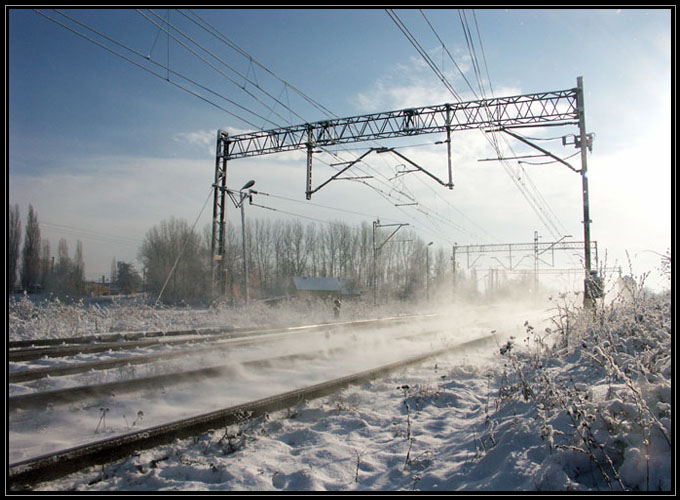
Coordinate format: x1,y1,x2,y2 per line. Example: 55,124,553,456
8,8,672,290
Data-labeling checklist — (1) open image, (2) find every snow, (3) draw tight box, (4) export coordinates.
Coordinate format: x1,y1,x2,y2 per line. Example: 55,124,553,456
7,289,673,492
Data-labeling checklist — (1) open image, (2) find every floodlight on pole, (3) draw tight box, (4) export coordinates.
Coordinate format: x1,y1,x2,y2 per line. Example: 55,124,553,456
239,180,255,304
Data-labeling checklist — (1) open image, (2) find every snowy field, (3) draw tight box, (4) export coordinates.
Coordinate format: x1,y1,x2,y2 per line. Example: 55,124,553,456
7,287,673,492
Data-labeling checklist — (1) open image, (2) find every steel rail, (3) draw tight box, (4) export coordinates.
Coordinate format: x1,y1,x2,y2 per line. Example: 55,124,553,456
9,349,336,411
8,314,435,362
8,333,495,490
8,326,234,349
8,325,451,410
8,314,439,384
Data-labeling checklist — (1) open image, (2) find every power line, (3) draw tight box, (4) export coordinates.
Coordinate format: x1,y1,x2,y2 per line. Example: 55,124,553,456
138,9,297,128
41,222,143,247
419,9,478,100
386,9,463,102
36,9,271,130
459,9,567,239
172,7,490,244
38,8,501,249
181,8,338,120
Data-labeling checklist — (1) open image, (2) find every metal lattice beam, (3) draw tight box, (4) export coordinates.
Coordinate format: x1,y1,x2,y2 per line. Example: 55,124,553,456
218,87,579,160
211,80,596,304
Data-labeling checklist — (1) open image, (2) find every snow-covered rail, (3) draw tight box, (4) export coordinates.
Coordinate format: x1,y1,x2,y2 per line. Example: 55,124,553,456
8,333,495,490
8,314,435,362
8,325,451,409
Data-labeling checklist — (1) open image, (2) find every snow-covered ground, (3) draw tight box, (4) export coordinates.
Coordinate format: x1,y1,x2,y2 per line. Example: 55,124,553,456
7,288,673,492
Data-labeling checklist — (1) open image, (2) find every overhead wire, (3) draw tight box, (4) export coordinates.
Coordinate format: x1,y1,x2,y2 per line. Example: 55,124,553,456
137,9,291,128
419,9,478,101
177,8,479,243
175,8,489,243
38,8,498,248
164,9,425,212
456,9,567,239
461,9,579,268
41,222,144,247
145,7,326,129
424,7,556,240
180,8,338,120
36,9,272,130
386,9,463,103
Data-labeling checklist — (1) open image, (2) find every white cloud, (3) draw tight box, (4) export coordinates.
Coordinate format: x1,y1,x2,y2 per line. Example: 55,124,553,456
173,130,216,157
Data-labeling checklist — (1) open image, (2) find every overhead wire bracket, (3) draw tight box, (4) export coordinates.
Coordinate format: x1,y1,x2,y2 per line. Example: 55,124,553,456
495,128,581,173
376,147,454,189
305,148,379,199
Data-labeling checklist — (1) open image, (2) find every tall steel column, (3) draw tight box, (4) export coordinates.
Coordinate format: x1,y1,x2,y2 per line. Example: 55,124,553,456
576,77,596,307
211,130,229,300
211,81,590,299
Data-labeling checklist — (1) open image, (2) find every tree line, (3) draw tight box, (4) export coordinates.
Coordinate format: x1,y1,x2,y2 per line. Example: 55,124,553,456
7,204,141,299
8,203,453,304
138,216,453,305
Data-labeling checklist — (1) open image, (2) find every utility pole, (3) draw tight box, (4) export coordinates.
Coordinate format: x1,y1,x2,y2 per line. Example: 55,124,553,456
238,180,255,305
426,241,433,300
576,76,597,308
534,231,540,295
452,243,458,297
372,220,408,305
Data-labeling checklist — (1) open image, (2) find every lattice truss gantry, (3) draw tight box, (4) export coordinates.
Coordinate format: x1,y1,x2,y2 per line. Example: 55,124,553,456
211,79,594,302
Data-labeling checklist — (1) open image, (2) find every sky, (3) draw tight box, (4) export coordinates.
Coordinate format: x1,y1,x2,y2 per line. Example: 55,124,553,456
7,7,673,291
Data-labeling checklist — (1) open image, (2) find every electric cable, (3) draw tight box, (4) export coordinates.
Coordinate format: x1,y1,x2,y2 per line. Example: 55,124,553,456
139,9,301,128
178,7,489,243
37,9,273,130
40,8,501,249
136,9,287,127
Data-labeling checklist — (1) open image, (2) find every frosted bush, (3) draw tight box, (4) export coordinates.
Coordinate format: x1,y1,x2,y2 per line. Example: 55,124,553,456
488,286,671,491
8,292,423,342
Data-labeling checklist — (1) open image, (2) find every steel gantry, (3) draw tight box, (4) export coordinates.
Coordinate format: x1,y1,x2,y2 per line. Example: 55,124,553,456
451,236,602,299
212,77,596,305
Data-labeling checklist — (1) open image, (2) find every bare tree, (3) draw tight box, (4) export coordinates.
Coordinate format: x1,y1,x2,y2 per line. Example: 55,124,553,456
39,240,51,288
139,217,209,303
8,204,21,293
45,238,85,299
20,205,41,291
252,219,275,294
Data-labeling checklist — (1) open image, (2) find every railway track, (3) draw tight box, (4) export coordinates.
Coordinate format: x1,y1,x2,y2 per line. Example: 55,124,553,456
8,314,443,384
8,332,496,490
8,325,451,410
8,313,434,362
9,306,541,491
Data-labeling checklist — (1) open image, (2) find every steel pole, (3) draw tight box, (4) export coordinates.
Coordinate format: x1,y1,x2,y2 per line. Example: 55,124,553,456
211,131,228,300
240,193,249,305
577,76,593,307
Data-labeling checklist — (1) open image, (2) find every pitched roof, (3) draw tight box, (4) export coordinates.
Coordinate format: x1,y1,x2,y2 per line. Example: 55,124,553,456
293,276,346,292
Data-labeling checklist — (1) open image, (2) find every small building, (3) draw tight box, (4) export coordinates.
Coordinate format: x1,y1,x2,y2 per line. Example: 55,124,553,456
292,276,360,299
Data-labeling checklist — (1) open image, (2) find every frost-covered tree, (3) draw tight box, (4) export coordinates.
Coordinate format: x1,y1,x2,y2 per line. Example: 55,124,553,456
20,205,41,291
45,238,86,299
139,217,209,303
39,240,52,288
115,261,142,295
7,203,21,292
